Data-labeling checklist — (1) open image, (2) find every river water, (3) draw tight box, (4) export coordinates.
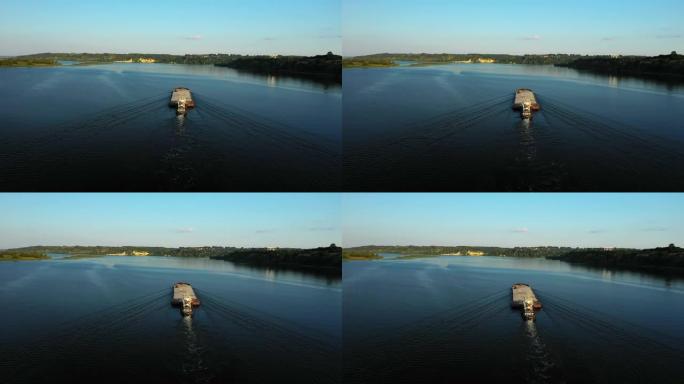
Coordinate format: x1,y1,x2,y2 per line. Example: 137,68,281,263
0,255,341,383
0,64,341,191
344,64,684,191
343,255,684,384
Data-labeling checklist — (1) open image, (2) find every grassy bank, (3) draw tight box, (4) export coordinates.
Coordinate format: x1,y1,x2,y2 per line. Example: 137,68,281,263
0,251,50,261
0,58,59,67
342,58,397,68
342,250,383,261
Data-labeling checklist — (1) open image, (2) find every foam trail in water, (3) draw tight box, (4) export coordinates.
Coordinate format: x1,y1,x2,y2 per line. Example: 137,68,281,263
179,316,212,383
523,321,557,384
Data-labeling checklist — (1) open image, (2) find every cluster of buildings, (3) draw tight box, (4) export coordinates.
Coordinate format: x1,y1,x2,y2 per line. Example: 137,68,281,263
106,250,150,256
440,250,486,256
114,58,157,63
454,58,496,64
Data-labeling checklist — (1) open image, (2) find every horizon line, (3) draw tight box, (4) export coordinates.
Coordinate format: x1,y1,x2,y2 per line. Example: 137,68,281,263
344,51,676,58
343,244,677,250
3,244,337,250
2,51,339,57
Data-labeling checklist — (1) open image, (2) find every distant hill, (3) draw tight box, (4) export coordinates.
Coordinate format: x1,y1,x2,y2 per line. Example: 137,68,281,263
8,244,341,272
11,52,242,65
557,51,684,80
344,53,591,66
344,245,577,258
345,244,684,275
549,244,684,273
9,245,237,257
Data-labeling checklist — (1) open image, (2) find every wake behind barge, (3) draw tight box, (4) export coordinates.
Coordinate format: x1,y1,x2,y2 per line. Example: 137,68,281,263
171,282,201,316
511,283,542,320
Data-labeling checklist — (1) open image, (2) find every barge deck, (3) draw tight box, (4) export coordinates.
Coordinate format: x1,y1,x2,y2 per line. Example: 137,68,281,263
513,89,540,119
171,282,200,316
169,87,195,115
511,283,542,320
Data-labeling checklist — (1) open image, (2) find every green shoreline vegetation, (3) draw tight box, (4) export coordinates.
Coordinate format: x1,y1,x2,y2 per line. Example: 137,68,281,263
0,58,59,67
0,250,50,261
342,250,383,261
343,52,684,82
1,52,341,80
12,245,237,258
216,52,341,82
549,244,684,273
342,58,397,68
2,53,246,66
344,244,684,275
5,245,341,272
210,244,341,270
345,245,575,258
343,53,588,68
556,51,684,80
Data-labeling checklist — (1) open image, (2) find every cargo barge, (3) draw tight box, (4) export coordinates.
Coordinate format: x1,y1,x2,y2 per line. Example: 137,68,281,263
171,282,201,316
169,87,195,115
513,89,540,119
511,283,542,320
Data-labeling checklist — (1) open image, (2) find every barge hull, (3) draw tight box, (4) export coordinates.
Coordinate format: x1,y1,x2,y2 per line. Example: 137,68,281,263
511,283,538,307
511,283,542,320
512,88,541,111
171,282,201,307
169,87,196,109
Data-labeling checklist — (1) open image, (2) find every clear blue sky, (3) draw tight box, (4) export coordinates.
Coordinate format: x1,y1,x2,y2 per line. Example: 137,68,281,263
342,194,684,249
0,194,341,248
343,0,683,56
0,0,340,56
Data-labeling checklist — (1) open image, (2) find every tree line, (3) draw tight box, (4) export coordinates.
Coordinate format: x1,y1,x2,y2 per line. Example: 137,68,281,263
216,52,341,81
344,53,591,66
210,244,341,269
344,245,577,258
557,51,684,79
9,245,237,257
549,244,684,272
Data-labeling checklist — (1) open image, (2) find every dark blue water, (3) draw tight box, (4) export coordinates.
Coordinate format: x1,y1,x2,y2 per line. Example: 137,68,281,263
344,64,684,191
0,64,341,191
0,255,341,383
343,256,684,384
